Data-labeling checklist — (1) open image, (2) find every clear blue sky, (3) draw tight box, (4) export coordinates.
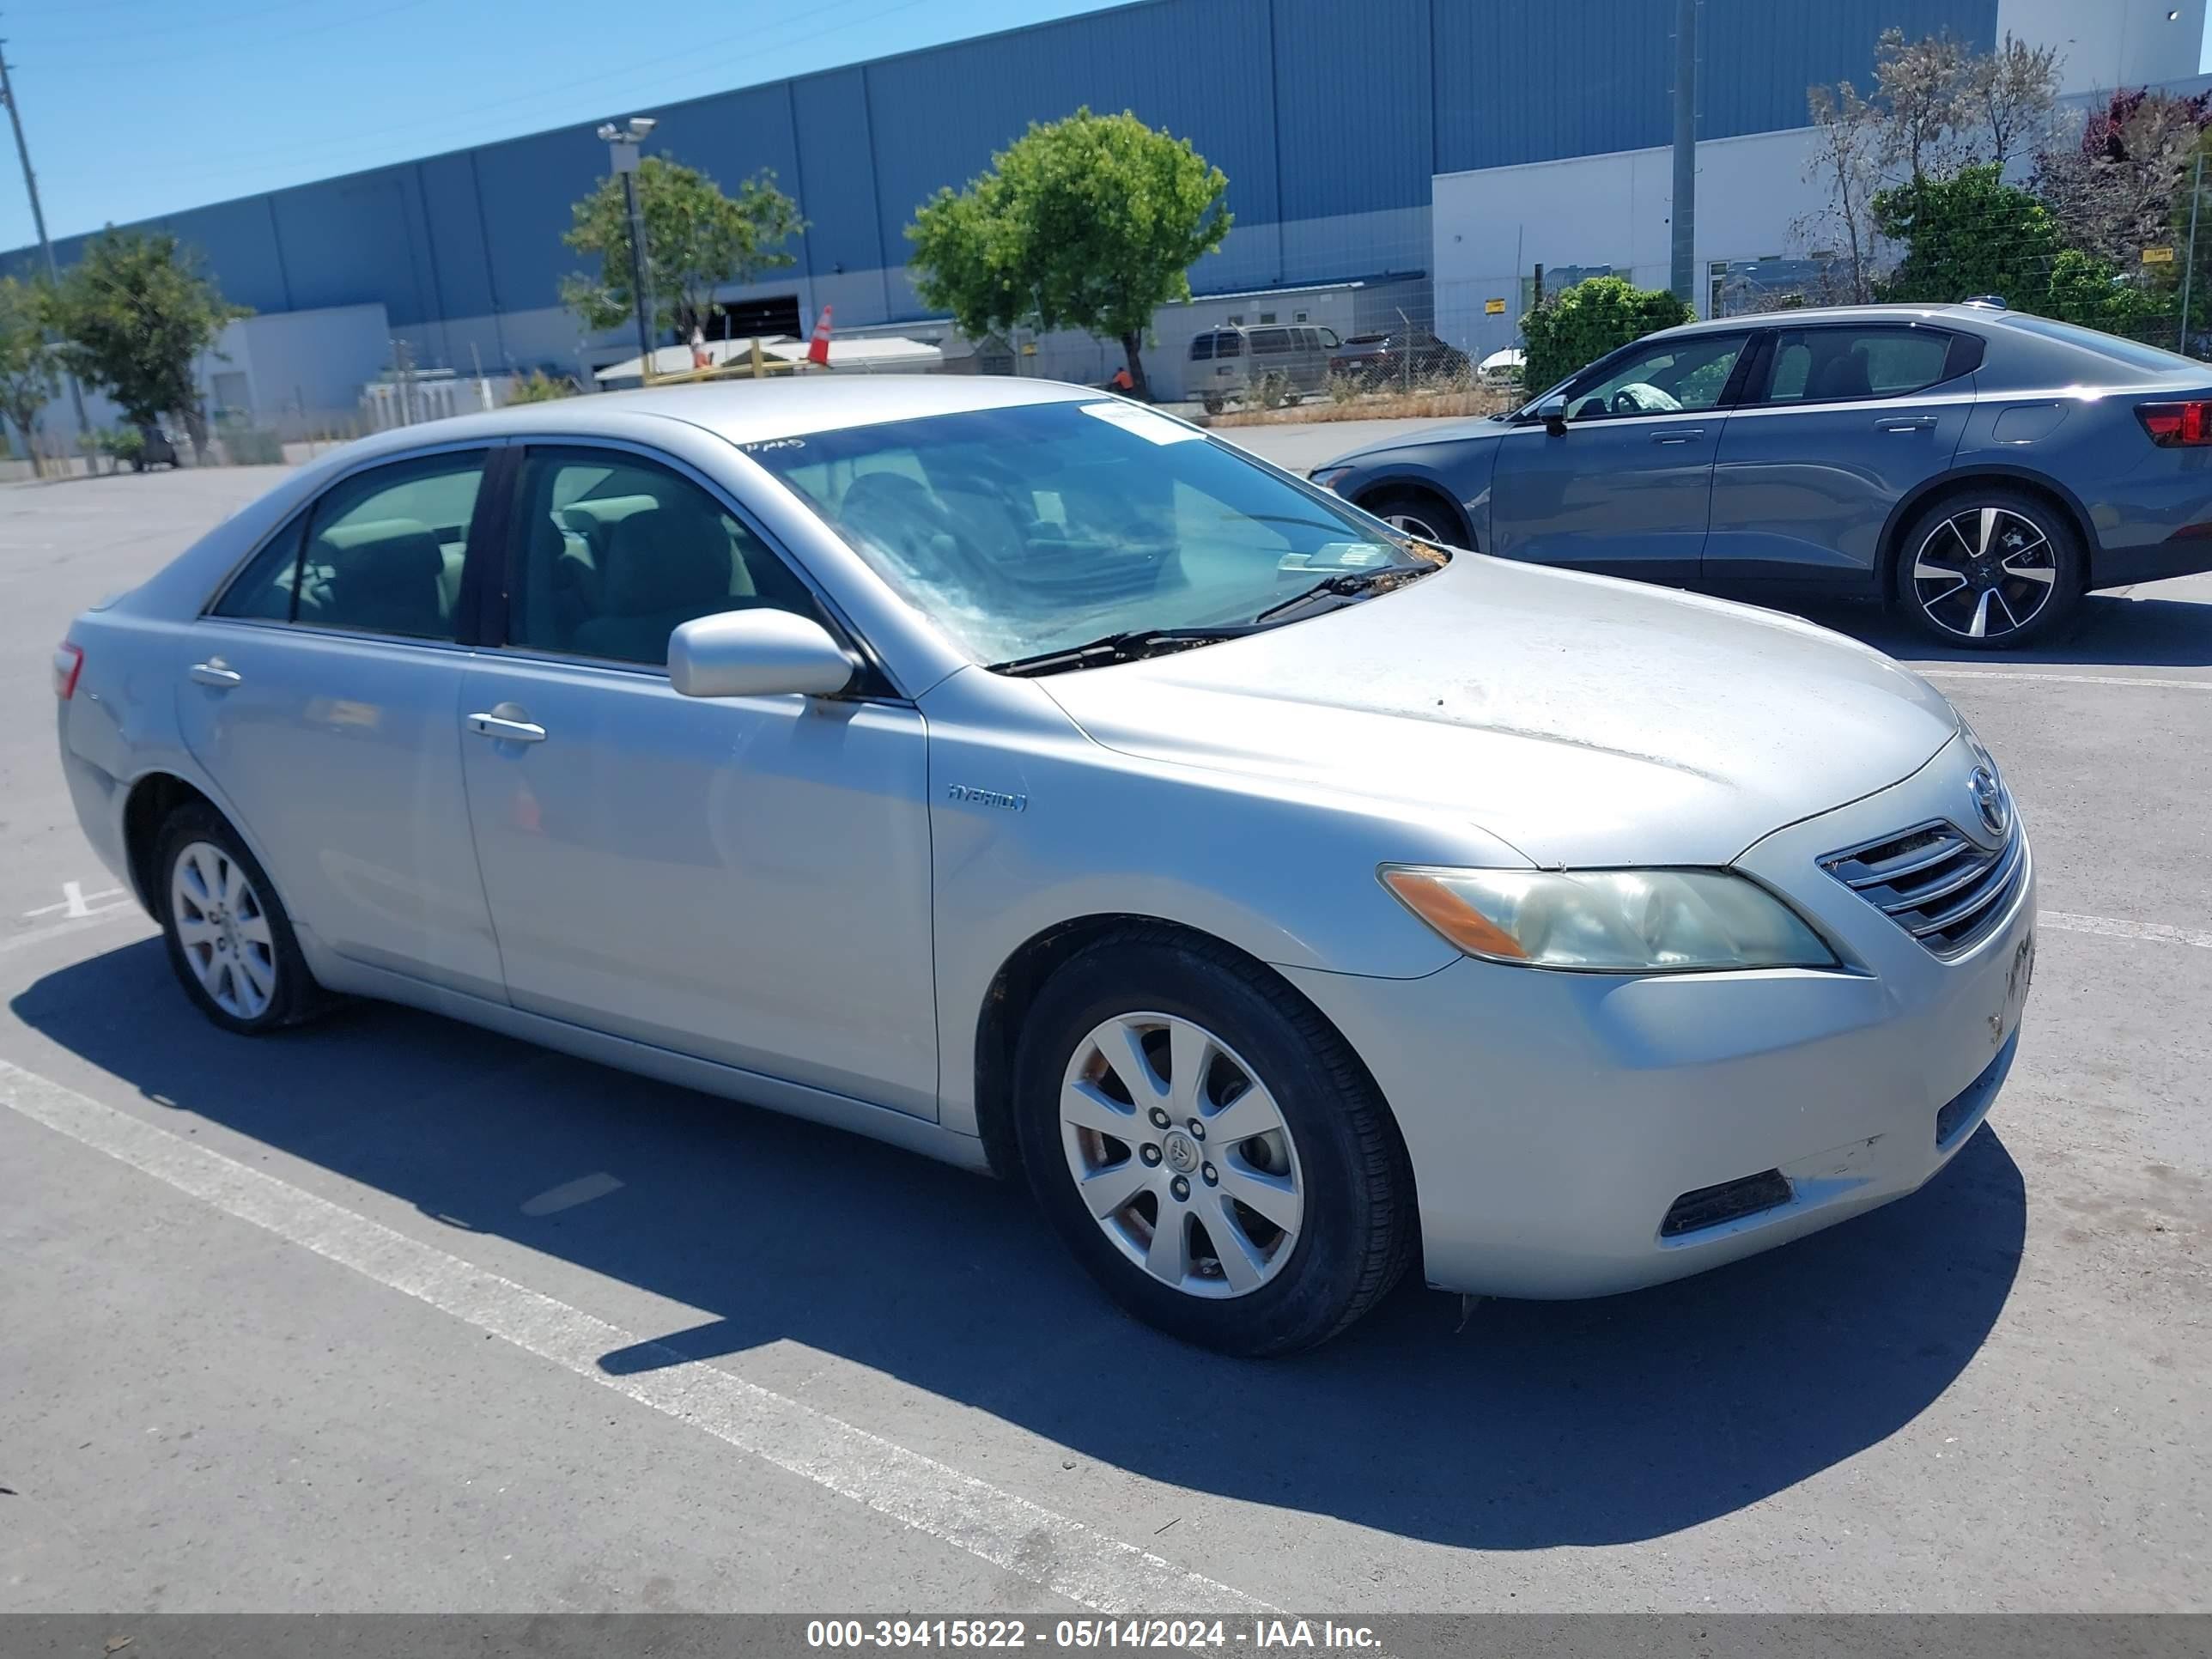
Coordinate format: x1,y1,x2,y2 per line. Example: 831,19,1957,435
7,0,2212,253
0,0,1132,250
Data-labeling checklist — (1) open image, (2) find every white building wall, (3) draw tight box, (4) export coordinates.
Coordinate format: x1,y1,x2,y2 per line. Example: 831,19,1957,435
1431,128,1819,358
1996,0,2205,94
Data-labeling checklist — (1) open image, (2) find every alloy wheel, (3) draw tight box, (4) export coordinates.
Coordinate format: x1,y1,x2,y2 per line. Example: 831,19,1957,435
1381,510,1443,540
1911,505,2059,641
169,840,277,1020
1058,1012,1304,1299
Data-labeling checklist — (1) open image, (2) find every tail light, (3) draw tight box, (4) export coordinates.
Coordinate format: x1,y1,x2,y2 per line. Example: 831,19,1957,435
53,641,83,700
2137,399,2212,446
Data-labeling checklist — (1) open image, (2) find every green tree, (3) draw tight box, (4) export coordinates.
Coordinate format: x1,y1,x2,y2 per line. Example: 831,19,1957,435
907,107,1231,401
1873,164,2063,305
44,228,248,463
1518,276,1693,395
0,275,58,462
2045,247,2158,331
507,368,578,403
560,158,803,342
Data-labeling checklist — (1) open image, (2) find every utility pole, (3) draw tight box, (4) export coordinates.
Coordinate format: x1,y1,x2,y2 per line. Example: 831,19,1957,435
597,117,659,380
2183,151,2203,357
1669,0,1698,308
0,41,90,438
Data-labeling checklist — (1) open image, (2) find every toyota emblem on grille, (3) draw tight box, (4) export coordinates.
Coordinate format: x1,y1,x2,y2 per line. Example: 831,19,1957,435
1969,767,2009,838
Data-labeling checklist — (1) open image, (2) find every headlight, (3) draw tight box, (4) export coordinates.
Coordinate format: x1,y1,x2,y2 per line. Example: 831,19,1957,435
1380,866,1838,974
1307,465,1352,491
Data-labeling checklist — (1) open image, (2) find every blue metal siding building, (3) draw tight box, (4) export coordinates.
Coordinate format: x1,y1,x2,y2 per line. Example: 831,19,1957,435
6,0,1996,373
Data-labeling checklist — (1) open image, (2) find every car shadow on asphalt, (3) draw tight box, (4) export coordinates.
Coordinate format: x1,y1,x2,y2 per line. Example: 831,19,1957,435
1790,590,2212,668
14,939,2026,1552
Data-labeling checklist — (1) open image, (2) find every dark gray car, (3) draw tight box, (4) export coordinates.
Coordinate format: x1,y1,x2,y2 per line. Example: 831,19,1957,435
1310,302,2212,647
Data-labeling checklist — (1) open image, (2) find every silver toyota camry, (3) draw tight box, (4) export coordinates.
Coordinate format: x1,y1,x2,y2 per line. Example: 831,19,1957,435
52,377,2035,1355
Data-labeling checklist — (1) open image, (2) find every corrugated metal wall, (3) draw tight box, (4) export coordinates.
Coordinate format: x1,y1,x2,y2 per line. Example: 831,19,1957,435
3,0,1996,359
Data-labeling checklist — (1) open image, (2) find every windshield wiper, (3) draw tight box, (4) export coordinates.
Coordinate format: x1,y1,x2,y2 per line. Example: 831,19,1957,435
1251,564,1436,625
990,626,1256,678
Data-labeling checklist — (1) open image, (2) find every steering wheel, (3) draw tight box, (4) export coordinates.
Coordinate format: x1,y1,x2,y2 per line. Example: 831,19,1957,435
1609,389,1644,415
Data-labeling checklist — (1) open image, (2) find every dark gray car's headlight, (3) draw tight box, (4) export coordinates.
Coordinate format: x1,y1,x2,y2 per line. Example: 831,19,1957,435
1307,465,1352,491
1380,866,1838,973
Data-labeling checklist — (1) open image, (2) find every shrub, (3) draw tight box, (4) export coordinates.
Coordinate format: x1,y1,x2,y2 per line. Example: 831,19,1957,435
1519,277,1693,398
507,369,578,403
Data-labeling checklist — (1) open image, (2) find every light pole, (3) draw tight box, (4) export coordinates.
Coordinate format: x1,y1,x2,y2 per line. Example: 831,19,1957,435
0,43,90,440
596,117,658,381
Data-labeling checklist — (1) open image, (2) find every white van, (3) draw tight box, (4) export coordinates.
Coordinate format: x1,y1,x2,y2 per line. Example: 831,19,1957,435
1188,324,1340,413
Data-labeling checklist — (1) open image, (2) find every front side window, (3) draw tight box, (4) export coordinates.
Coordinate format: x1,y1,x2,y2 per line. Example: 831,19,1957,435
216,451,486,638
746,399,1440,668
1761,326,1954,404
1565,333,1748,421
1188,334,1215,362
509,447,818,666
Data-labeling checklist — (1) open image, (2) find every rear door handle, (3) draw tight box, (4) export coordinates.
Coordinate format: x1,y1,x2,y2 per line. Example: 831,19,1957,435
189,660,242,688
1650,428,1705,445
1877,416,1939,432
466,712,547,744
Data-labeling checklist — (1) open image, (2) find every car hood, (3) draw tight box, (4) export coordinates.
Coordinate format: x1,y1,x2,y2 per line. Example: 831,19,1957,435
1037,556,1960,867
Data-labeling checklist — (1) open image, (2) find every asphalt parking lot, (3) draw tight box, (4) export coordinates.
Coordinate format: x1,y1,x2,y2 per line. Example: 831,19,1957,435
1,443,2206,1614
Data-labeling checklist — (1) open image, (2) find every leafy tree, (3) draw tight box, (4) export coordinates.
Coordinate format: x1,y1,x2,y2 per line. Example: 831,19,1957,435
0,275,57,461
2045,248,2158,331
560,159,802,342
44,229,248,463
1874,165,2063,305
1518,276,1693,396
2035,89,2212,268
907,107,1231,402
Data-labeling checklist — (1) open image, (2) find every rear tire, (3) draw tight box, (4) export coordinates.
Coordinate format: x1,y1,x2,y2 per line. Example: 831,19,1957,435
1893,486,2082,649
1013,929,1413,1356
155,803,326,1035
1358,484,1469,550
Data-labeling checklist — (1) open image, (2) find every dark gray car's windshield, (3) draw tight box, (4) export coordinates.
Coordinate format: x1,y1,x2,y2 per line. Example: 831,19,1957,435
743,399,1441,667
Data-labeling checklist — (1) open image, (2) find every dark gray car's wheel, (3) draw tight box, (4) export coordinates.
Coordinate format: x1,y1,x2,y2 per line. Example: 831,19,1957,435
1895,488,2082,649
1013,929,1413,1356
1360,485,1467,549
155,803,325,1034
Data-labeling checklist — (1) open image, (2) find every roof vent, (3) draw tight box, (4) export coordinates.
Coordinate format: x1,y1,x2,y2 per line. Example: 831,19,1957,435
1960,294,2007,309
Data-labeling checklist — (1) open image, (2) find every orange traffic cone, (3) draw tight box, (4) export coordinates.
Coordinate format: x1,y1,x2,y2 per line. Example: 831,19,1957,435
807,306,834,368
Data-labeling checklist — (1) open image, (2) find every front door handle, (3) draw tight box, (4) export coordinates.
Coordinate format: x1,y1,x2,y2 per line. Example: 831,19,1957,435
189,659,242,688
1877,416,1939,432
466,711,547,744
1650,428,1705,445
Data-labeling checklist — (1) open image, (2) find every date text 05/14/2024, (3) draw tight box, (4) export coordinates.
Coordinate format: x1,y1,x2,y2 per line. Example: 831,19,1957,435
805,1620,1383,1651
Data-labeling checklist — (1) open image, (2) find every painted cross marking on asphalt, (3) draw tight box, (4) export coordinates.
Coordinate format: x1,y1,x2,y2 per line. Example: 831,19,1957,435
23,881,125,920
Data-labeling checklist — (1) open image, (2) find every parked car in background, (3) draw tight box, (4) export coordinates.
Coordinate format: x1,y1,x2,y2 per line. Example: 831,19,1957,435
55,376,2031,1355
1188,323,1339,412
1327,329,1473,389
1312,302,2212,647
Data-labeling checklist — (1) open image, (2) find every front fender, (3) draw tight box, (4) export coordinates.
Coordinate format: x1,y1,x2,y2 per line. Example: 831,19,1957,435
1324,439,1502,550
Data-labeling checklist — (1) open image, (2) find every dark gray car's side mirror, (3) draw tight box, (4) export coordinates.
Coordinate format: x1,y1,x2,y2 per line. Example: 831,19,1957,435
1534,394,1570,434
668,610,854,699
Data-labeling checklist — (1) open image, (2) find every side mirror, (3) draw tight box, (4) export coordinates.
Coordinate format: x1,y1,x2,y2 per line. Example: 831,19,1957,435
668,610,854,699
1534,393,1570,434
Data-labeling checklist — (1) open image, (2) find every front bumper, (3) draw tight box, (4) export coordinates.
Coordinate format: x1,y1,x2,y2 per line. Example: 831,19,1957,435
1284,739,2035,1299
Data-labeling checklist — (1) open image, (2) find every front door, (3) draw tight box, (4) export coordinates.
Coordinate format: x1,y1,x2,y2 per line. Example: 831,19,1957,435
1705,321,1976,590
456,442,939,1117
1488,330,1751,581
176,445,505,997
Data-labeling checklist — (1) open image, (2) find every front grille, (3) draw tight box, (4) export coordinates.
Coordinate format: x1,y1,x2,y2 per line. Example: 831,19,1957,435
1660,1169,1795,1239
1820,818,2024,957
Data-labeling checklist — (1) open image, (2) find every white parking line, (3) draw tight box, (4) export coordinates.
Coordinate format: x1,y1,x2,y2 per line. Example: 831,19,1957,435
0,1058,1273,1615
2042,911,2212,951
520,1170,626,1216
1,903,145,954
1919,669,2212,692
22,881,125,920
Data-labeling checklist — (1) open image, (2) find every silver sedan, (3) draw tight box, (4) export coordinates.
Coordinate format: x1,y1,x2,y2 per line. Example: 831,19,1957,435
52,377,2035,1354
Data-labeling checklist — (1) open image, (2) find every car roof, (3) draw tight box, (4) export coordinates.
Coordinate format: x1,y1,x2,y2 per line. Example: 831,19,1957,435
1654,302,1993,337
328,374,1106,463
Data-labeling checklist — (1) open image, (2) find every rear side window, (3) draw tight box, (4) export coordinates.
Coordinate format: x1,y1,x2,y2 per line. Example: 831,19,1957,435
1188,334,1214,362
1213,331,1243,360
210,452,487,637
1760,326,1956,404
1249,328,1291,355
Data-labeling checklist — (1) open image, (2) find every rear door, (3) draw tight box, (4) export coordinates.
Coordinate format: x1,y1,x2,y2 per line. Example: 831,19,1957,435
176,443,507,997
1488,330,1752,580
1705,321,1978,590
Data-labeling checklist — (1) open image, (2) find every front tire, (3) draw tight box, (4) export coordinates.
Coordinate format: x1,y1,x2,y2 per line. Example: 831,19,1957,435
155,803,325,1034
1894,487,2082,648
1359,484,1468,550
1013,931,1413,1356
